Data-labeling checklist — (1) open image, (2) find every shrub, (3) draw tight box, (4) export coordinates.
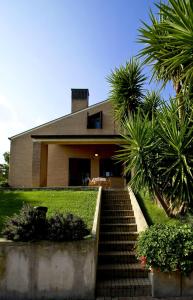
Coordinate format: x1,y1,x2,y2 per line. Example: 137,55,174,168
46,213,68,241
136,224,193,276
2,205,47,241
47,213,89,241
2,205,90,242
0,180,9,188
66,213,89,240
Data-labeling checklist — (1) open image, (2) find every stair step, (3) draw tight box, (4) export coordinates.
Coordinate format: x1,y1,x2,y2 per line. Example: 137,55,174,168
96,190,151,298
98,251,137,264
100,231,138,241
102,200,131,205
102,194,128,197
96,278,151,297
97,263,148,279
99,240,135,251
103,204,132,210
102,195,130,200
100,223,137,232
103,190,128,195
101,216,135,224
102,209,134,216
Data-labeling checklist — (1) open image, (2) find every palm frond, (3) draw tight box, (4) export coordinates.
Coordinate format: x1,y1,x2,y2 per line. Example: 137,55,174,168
107,58,146,124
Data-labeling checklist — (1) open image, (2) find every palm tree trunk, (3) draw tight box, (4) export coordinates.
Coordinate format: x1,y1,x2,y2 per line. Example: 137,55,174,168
155,190,172,217
175,81,184,123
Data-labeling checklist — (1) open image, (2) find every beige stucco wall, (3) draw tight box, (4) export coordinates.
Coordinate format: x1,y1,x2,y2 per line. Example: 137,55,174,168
47,144,118,186
9,101,120,187
9,135,33,187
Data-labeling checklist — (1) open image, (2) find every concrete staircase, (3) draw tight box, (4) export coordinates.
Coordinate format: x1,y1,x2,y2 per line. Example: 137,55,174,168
96,190,151,297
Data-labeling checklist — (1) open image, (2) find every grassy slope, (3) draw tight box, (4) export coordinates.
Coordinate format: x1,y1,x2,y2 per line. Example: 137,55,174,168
0,190,97,234
137,189,181,226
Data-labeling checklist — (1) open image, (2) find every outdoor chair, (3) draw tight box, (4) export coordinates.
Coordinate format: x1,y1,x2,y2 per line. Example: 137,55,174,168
88,177,111,188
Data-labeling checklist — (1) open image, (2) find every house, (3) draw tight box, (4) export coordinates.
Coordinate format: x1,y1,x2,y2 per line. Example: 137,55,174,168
9,89,125,188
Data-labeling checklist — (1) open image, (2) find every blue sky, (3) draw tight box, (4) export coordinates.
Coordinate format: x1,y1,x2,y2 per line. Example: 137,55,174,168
0,0,173,162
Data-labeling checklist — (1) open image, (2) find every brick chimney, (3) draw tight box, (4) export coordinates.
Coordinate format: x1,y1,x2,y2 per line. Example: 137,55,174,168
71,89,89,113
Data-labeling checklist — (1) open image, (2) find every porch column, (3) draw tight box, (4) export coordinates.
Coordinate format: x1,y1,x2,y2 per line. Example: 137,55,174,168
91,156,100,178
32,142,48,187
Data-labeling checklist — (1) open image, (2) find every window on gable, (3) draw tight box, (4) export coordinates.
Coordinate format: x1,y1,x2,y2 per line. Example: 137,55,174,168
87,111,103,129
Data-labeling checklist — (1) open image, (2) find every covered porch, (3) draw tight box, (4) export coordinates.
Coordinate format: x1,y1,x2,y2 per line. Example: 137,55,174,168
31,135,126,189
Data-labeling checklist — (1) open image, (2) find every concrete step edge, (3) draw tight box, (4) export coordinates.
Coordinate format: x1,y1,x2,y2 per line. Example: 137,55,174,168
96,278,151,287
99,240,136,245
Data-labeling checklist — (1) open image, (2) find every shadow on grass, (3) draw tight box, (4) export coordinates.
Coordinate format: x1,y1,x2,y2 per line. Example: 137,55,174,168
0,189,97,236
135,192,153,226
0,190,30,235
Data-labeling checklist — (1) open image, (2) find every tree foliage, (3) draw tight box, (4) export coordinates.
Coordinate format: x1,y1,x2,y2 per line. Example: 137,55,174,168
107,58,146,123
0,152,10,184
136,224,193,276
117,112,159,194
139,0,193,88
142,90,162,120
116,99,193,214
112,0,193,214
138,0,193,120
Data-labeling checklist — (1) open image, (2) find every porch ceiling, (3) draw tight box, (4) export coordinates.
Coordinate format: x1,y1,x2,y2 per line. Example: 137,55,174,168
31,134,126,145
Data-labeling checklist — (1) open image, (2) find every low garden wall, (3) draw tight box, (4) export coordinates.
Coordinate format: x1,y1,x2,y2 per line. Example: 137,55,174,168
128,186,148,232
150,270,193,297
0,187,102,300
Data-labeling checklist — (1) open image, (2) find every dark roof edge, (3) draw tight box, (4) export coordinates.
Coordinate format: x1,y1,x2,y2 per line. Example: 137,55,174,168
9,99,109,140
31,134,122,139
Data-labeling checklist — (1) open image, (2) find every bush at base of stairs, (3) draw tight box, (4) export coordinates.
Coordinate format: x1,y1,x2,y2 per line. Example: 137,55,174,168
136,223,193,276
2,205,89,242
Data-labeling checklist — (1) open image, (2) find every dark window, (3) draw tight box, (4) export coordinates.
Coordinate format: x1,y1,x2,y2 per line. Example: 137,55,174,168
87,111,102,129
69,158,91,186
99,158,122,177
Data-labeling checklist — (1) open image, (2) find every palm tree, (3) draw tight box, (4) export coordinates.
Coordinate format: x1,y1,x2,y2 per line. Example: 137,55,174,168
138,0,193,121
107,58,146,125
142,90,162,120
116,101,193,215
116,112,159,194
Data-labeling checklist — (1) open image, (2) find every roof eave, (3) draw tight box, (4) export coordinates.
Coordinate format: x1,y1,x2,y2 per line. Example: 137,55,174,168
9,99,109,140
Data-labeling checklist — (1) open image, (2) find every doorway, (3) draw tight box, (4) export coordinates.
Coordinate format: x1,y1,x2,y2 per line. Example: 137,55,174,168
69,158,91,186
99,158,122,177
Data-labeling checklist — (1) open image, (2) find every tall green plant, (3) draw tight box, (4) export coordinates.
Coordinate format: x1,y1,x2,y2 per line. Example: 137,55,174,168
116,100,193,214
116,112,159,193
157,102,193,212
107,58,146,124
138,0,193,121
142,90,162,120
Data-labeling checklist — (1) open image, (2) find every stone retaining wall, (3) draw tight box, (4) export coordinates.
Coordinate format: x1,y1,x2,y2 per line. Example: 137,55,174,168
0,187,102,300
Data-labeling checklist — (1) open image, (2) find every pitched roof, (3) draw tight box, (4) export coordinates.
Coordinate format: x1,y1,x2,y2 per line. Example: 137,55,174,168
9,99,109,140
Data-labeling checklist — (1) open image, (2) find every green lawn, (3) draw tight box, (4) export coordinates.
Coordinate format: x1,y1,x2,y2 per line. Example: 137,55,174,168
136,189,181,226
0,190,97,235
